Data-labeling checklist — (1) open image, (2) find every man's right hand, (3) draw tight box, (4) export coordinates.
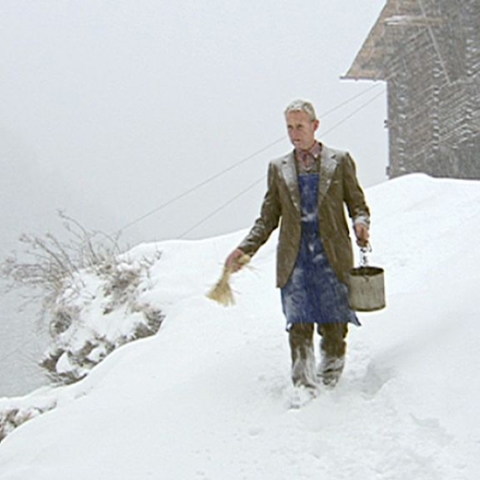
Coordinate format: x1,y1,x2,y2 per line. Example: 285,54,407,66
225,248,246,272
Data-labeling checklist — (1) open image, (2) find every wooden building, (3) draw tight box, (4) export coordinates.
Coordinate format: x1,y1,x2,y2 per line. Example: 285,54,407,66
344,0,480,179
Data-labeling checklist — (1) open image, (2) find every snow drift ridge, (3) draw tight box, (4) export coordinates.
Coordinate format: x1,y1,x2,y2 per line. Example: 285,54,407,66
0,173,479,480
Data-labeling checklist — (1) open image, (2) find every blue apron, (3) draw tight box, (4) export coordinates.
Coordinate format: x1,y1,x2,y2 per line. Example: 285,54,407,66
281,173,360,330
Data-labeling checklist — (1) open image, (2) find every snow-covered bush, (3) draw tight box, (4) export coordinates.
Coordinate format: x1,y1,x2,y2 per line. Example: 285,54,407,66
1,213,164,385
40,255,164,384
0,400,55,443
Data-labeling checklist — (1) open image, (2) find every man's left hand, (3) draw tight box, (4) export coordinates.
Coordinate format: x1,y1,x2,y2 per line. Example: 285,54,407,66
354,223,370,247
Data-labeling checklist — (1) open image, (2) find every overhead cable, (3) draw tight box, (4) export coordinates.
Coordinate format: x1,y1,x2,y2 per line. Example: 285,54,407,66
116,83,384,234
176,89,386,237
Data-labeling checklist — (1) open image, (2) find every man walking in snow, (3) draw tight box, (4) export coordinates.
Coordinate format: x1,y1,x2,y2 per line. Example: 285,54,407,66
226,99,370,389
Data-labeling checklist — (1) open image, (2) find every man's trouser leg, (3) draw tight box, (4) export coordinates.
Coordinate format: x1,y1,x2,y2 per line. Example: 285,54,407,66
318,323,348,386
288,323,316,388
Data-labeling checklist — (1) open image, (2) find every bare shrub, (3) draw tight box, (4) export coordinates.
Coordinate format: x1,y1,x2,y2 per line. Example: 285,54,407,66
1,212,164,386
1,211,120,314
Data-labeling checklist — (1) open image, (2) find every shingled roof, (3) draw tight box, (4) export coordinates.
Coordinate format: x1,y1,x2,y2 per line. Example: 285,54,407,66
343,0,444,80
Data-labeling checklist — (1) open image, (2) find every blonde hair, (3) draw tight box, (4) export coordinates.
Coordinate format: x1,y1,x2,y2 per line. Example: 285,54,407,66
284,99,317,122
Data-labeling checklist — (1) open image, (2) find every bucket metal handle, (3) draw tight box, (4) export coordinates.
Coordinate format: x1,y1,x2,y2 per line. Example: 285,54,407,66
359,243,372,267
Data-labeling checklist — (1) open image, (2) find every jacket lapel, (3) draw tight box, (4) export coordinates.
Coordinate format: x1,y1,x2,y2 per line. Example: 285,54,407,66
280,146,339,212
318,145,338,206
280,153,301,213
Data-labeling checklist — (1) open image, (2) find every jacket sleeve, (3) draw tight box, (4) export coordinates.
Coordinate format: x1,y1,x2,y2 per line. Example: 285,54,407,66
237,161,281,257
342,153,370,227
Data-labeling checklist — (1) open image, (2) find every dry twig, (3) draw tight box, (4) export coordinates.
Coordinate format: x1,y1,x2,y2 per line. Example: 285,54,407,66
206,254,250,306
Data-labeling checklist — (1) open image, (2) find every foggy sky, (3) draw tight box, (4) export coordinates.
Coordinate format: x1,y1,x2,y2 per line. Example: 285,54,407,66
1,0,387,248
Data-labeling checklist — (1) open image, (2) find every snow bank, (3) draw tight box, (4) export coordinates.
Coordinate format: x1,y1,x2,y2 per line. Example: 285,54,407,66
0,174,479,480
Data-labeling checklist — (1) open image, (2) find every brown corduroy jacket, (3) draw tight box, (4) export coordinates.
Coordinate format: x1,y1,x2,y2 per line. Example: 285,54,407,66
238,144,370,288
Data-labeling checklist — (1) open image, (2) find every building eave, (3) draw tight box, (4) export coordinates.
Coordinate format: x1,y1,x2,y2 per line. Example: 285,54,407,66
343,0,430,81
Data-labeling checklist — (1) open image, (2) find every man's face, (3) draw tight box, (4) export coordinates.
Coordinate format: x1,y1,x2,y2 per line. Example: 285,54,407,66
286,110,319,150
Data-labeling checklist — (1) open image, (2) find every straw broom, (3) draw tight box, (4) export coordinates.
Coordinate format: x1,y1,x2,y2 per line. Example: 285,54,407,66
206,254,251,306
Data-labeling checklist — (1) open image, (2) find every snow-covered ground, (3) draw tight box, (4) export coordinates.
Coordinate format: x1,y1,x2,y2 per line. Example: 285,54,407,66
0,173,479,480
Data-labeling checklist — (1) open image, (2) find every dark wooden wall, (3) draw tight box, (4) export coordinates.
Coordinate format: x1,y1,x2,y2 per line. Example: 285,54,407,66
383,0,480,179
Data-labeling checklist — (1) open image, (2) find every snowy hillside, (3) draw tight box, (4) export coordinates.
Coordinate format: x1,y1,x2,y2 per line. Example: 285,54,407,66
0,174,479,480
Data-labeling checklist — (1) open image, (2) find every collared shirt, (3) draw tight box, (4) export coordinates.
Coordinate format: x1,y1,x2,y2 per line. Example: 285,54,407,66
295,141,322,174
